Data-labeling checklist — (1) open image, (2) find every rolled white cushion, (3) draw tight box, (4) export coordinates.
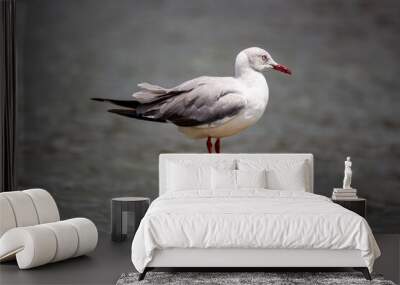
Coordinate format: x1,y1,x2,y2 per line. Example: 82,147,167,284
23,189,60,223
0,226,57,269
65,218,98,257
0,196,17,237
0,191,39,227
42,221,79,262
0,218,98,269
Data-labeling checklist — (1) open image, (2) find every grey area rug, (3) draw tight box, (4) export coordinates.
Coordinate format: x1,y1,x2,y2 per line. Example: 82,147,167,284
116,272,396,285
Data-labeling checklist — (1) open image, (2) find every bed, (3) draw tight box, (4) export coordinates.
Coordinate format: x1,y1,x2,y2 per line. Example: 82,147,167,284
131,154,380,280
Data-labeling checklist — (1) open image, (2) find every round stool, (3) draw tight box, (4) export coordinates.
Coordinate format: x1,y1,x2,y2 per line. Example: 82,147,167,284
111,197,150,242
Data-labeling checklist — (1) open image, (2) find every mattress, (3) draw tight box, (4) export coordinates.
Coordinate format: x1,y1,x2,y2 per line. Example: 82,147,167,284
131,190,380,273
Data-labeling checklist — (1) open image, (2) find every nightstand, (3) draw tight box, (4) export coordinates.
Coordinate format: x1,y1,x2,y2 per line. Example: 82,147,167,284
111,197,150,242
332,198,366,218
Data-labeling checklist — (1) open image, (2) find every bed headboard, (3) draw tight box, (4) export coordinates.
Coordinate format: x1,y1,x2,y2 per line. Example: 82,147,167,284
159,153,314,195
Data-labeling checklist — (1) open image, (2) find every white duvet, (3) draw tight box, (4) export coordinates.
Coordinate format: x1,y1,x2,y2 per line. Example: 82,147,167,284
131,190,380,273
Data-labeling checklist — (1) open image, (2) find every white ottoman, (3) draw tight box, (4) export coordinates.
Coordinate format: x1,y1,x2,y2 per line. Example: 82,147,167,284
0,189,98,269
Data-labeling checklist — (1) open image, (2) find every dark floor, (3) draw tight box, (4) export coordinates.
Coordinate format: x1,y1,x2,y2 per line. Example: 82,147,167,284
1,233,399,285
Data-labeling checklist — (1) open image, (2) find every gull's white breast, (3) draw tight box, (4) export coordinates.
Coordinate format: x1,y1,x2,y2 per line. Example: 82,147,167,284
179,76,269,139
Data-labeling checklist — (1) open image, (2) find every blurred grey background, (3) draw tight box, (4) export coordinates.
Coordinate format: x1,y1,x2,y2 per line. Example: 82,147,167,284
15,0,400,233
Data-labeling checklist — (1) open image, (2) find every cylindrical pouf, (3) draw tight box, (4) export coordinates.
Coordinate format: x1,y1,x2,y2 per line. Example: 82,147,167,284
111,197,150,242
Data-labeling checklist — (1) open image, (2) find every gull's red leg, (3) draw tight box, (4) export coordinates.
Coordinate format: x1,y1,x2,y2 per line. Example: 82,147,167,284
207,137,213,153
215,138,221,153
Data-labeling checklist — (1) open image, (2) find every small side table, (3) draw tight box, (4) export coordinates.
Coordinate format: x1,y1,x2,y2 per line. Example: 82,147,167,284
332,198,366,218
111,197,150,242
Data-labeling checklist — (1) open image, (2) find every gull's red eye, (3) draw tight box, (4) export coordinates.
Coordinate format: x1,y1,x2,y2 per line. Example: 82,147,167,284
262,55,268,61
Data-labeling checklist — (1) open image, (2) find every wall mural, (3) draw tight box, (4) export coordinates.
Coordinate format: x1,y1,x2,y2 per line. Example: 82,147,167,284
15,0,400,233
93,48,291,153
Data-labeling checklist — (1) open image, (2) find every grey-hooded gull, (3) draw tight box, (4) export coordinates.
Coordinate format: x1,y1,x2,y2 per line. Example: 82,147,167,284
93,47,291,153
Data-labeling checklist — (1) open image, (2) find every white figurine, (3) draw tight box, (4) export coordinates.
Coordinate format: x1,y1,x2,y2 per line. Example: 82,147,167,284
343,156,352,189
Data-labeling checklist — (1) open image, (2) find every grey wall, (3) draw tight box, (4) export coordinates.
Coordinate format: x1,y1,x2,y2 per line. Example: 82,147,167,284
16,0,400,233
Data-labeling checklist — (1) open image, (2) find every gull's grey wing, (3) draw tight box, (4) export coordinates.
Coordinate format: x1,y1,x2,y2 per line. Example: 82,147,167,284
135,77,246,127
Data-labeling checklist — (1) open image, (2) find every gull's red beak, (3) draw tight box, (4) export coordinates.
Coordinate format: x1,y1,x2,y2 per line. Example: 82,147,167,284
273,64,292,75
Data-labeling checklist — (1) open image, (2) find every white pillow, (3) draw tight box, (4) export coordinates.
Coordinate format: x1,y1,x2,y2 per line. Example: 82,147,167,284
238,159,308,191
211,168,268,191
267,164,306,191
236,169,267,189
167,162,211,192
211,168,236,190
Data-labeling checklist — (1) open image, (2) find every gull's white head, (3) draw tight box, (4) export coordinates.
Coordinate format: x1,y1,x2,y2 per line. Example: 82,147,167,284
235,47,292,76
